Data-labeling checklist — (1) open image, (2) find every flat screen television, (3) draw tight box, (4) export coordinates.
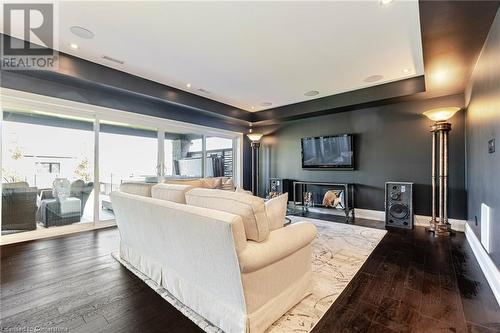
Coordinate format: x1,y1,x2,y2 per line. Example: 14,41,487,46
301,134,354,169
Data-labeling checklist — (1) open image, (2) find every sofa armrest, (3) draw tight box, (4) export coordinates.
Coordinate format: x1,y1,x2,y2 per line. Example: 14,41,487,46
237,221,317,273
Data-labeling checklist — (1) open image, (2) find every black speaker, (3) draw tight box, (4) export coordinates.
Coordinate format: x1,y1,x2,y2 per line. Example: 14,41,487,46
269,178,292,196
385,182,414,229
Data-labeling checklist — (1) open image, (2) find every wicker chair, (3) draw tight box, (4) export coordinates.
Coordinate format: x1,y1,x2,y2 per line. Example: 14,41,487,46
2,182,38,232
38,180,93,227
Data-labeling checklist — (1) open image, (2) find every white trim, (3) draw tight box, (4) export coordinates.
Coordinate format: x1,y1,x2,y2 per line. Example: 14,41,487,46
414,215,466,232
353,208,466,232
236,135,244,188
465,223,500,306
0,221,117,246
157,130,165,179
94,119,100,223
354,208,385,221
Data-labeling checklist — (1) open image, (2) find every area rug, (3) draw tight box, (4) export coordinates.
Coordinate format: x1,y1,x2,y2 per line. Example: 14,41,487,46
111,217,387,332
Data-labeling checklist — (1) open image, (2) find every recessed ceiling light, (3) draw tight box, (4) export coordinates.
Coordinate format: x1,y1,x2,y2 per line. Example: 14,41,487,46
260,102,272,107
251,106,255,110
364,75,384,83
403,68,410,74
186,83,191,88
69,43,78,50
304,90,319,97
70,26,94,39
379,0,394,5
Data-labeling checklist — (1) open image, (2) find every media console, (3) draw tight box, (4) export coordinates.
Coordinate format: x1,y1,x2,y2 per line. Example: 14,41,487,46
292,181,355,222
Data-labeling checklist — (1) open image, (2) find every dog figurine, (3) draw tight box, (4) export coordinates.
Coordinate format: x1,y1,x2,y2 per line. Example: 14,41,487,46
322,190,341,208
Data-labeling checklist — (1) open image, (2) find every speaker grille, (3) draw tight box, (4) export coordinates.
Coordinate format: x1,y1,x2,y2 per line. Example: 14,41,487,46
385,182,413,229
389,203,409,219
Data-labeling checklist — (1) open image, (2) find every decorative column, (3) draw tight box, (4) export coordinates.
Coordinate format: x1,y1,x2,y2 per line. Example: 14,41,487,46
247,129,263,196
251,141,260,196
434,121,452,237
423,107,459,238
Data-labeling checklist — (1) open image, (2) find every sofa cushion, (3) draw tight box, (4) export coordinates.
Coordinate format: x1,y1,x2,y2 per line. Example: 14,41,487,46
119,182,154,197
151,183,194,204
265,193,288,231
201,177,223,189
164,179,204,188
185,188,269,242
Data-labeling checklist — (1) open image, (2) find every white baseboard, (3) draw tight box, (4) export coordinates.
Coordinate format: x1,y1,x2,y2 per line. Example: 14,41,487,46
465,223,500,306
354,208,385,221
414,215,466,232
353,208,466,232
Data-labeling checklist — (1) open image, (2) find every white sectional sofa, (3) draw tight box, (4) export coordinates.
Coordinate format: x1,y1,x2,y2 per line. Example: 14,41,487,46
111,182,316,333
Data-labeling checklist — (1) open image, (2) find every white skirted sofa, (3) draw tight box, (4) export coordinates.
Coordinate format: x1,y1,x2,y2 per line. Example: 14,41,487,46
111,182,317,333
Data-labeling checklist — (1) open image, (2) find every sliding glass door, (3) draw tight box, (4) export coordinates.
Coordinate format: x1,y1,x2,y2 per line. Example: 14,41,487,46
164,133,203,179
1,90,242,240
98,121,158,221
205,136,234,178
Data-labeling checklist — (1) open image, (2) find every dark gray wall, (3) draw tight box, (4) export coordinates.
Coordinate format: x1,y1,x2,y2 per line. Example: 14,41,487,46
259,94,467,219
465,8,500,268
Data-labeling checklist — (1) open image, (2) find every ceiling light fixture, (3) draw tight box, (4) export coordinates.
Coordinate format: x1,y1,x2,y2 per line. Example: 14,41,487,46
403,68,410,74
186,83,191,88
70,26,94,39
433,69,447,84
379,0,394,5
364,75,383,83
251,106,255,111
260,102,272,107
304,90,319,97
70,43,79,50
247,128,263,142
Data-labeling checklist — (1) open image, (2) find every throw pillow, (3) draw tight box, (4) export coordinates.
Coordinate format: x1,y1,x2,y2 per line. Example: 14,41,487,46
235,187,253,195
201,177,223,189
265,193,289,231
164,179,204,188
221,177,235,191
186,188,269,242
151,183,194,204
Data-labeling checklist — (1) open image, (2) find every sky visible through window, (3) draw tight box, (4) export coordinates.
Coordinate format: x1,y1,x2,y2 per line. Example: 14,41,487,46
2,120,234,187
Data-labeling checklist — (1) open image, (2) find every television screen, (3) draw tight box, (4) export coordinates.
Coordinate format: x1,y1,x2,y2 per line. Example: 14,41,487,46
301,135,354,169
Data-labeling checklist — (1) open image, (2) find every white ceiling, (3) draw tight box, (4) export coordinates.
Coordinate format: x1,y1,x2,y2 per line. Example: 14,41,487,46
6,1,424,112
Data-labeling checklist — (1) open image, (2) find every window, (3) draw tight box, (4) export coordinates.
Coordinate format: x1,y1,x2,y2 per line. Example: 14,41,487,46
164,133,203,179
206,136,234,178
1,89,241,240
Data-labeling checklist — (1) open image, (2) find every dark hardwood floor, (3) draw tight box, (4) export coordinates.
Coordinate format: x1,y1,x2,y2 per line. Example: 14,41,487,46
1,217,499,333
